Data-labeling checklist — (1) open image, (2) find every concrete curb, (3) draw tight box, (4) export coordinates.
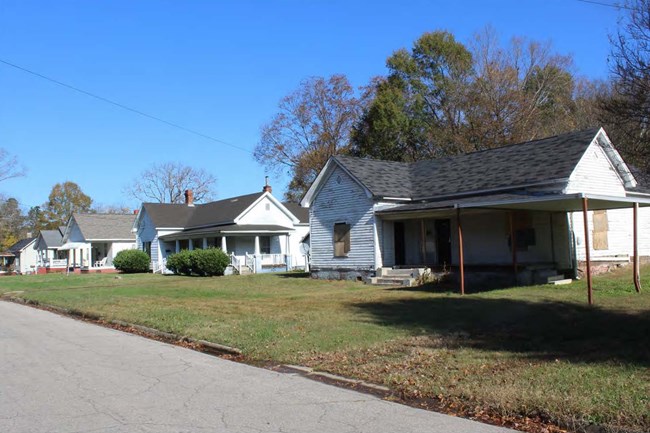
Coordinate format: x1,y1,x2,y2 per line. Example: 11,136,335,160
1,296,242,356
280,364,391,394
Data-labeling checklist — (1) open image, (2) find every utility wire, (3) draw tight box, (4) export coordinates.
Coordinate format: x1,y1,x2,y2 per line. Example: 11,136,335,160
0,58,253,154
576,0,634,10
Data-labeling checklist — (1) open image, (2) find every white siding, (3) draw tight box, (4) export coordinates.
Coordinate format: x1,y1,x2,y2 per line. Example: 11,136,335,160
16,241,39,273
310,166,375,270
565,142,626,197
237,195,295,227
107,241,137,265
136,210,162,266
570,207,650,260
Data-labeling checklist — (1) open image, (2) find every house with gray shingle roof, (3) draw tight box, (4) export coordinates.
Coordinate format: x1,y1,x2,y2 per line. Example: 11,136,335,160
2,237,38,274
60,213,137,270
301,127,650,295
34,227,66,269
133,182,309,274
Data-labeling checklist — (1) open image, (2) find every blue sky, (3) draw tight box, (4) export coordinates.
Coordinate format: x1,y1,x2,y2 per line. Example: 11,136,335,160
0,0,624,211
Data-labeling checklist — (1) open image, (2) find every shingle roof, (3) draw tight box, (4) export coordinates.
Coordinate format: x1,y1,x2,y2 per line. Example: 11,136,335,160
282,202,309,224
143,193,264,229
8,237,36,253
334,128,601,200
73,214,136,240
38,229,64,248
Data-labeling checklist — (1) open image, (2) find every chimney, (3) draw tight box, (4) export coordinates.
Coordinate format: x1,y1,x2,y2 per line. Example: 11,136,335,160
184,189,194,206
133,209,139,215
262,176,272,194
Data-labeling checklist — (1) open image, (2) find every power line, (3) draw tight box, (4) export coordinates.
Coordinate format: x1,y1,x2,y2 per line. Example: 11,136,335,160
576,0,634,10
0,58,253,154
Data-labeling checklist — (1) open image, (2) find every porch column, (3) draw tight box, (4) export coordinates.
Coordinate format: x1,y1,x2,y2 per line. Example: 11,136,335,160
633,203,642,293
509,211,517,282
457,208,465,295
175,240,180,253
582,197,593,305
88,247,92,267
203,238,208,249
221,236,227,253
254,236,260,255
188,239,194,250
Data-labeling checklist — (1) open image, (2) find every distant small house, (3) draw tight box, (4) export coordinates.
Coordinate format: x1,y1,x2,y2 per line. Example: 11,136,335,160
35,227,66,270
133,182,310,274
60,213,137,271
302,127,650,296
3,237,38,274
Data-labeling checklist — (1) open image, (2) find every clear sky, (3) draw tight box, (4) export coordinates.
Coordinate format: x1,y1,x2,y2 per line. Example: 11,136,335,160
0,0,625,211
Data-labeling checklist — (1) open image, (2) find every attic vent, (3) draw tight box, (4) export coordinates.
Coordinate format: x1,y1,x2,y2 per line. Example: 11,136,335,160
336,175,342,184
231,198,238,202
265,203,270,211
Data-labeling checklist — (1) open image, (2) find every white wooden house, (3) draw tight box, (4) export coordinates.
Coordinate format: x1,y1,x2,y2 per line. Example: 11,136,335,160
34,227,67,271
3,237,38,274
60,213,137,271
133,185,310,274
301,128,650,301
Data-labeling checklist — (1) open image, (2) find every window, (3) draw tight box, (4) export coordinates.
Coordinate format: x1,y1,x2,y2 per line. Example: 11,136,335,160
142,242,152,257
593,210,609,250
260,236,271,254
508,211,536,252
333,223,351,257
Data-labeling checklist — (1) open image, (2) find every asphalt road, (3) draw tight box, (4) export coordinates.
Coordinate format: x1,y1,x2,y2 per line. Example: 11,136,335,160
0,300,515,433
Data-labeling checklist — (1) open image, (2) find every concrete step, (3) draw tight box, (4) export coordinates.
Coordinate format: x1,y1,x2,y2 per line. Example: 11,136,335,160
547,274,566,283
550,278,573,285
370,277,415,287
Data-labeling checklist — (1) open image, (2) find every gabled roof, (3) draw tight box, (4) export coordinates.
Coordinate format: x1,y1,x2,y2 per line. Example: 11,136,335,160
8,237,36,253
330,128,602,202
37,228,64,249
282,202,309,224
73,214,136,241
142,192,265,229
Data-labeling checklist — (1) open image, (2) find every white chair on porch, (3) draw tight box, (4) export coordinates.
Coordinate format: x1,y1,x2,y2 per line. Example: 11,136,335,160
94,257,107,268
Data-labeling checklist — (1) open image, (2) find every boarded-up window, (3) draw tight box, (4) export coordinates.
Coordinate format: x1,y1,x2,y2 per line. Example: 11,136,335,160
508,211,536,251
333,223,351,257
593,210,609,250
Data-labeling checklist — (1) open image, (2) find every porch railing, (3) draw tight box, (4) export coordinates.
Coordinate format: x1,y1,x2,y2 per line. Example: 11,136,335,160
258,253,286,266
45,259,67,268
231,253,243,274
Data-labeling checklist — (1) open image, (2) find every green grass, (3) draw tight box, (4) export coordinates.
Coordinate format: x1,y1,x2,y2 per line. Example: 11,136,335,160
1,269,648,432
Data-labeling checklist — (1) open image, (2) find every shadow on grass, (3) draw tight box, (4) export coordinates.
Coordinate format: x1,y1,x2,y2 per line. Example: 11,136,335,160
276,272,310,279
352,296,650,366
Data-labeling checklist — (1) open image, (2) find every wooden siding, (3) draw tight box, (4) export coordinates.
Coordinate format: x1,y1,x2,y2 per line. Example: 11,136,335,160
565,142,626,196
310,165,376,270
136,210,161,265
570,207,650,260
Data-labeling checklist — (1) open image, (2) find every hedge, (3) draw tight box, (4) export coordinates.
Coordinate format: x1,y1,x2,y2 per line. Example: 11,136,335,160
112,249,150,273
166,248,230,276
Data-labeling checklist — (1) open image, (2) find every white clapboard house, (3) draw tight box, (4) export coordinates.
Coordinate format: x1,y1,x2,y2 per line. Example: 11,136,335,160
301,127,650,299
133,184,310,274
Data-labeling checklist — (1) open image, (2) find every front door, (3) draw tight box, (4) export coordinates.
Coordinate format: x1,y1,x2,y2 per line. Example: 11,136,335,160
435,219,451,266
394,222,405,266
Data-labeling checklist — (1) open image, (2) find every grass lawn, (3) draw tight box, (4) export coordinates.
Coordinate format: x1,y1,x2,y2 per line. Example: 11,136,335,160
1,269,648,432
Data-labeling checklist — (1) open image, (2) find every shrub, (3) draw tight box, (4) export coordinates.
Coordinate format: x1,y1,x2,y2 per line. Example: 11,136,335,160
112,249,150,273
166,248,230,276
166,249,193,275
191,248,230,276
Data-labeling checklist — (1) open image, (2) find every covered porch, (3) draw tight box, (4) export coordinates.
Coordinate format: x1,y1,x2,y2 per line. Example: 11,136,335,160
159,224,295,274
377,192,650,304
58,242,119,271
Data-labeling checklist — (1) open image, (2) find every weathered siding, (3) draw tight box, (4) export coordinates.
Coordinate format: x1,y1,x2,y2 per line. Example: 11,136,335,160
565,142,626,196
310,165,375,270
570,207,650,260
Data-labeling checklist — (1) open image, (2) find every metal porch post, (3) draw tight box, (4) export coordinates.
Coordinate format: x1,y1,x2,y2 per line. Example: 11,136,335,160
582,197,593,305
509,211,517,283
457,208,465,295
633,203,642,293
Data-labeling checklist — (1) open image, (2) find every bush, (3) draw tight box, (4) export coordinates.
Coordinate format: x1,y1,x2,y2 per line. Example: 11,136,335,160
191,248,230,276
112,249,150,273
166,249,193,275
166,248,230,277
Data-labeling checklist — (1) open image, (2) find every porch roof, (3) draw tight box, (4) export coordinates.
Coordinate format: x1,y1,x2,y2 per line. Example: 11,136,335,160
376,192,650,218
159,224,294,240
59,242,89,250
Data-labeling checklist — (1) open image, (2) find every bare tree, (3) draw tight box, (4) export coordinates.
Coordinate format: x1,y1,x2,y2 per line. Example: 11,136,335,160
124,162,216,204
600,0,650,171
254,74,362,201
0,148,25,183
